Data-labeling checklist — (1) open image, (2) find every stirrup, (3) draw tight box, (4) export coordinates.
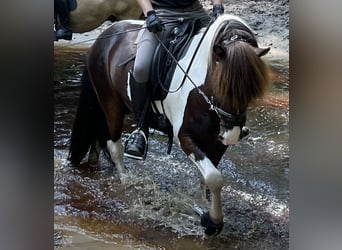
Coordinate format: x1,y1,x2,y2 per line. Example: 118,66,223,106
124,129,148,160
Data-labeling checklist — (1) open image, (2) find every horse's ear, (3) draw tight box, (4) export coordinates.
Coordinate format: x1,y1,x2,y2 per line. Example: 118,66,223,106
255,47,271,57
213,44,225,61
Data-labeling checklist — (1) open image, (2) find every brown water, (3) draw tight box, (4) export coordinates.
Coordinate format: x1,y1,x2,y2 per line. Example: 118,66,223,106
54,44,289,249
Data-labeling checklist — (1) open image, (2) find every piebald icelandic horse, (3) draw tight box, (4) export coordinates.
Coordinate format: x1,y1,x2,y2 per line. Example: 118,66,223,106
55,0,142,33
69,14,270,235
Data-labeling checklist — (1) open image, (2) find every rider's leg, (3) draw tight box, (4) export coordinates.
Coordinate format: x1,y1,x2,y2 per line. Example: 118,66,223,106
55,0,72,40
124,73,150,159
124,30,158,160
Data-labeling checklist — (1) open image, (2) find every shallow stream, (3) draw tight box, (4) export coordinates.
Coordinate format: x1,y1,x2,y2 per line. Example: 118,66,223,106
54,42,289,249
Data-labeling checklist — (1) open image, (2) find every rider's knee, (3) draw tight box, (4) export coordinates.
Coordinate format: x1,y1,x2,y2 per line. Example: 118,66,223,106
132,65,150,83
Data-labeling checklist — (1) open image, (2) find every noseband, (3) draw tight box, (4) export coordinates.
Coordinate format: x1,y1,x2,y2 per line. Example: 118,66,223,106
198,90,246,129
215,106,246,129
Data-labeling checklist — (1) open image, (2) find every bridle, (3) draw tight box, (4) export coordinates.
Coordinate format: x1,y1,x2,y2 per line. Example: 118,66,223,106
197,89,246,129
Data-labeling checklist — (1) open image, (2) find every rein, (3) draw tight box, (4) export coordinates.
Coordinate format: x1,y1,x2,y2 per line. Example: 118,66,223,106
153,17,214,93
198,91,246,127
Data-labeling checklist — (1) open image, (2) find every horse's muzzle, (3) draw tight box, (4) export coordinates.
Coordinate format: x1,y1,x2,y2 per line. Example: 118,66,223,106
218,126,250,145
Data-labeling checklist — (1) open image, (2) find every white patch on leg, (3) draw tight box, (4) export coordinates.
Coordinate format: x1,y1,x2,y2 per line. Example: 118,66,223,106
106,139,125,175
220,126,241,145
189,155,224,190
189,154,224,223
127,72,132,101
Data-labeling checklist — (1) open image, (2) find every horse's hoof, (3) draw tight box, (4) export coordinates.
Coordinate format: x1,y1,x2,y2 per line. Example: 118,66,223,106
200,212,224,236
240,126,250,140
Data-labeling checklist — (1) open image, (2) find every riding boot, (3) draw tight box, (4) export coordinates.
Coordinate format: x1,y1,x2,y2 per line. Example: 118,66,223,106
124,73,150,160
55,0,72,40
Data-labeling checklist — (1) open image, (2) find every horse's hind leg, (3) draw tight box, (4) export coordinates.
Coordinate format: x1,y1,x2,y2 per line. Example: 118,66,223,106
88,140,101,162
99,97,127,176
106,138,124,174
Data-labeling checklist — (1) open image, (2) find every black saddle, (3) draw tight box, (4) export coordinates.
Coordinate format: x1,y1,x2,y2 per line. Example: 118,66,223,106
150,17,203,100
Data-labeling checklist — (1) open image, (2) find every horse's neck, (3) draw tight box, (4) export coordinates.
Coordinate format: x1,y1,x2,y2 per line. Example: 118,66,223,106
160,28,214,139
170,30,210,91
159,15,242,138
171,15,238,91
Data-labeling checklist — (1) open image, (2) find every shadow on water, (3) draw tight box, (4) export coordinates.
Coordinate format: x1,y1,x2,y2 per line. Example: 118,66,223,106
54,44,289,249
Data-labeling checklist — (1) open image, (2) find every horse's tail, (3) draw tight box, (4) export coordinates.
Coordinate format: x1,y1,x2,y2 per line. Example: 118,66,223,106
68,67,109,164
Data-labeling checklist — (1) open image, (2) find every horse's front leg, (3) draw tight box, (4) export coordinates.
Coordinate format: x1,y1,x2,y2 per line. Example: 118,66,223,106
180,137,224,236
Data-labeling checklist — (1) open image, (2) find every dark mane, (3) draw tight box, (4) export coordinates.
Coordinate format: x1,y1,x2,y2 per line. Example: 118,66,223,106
206,19,270,113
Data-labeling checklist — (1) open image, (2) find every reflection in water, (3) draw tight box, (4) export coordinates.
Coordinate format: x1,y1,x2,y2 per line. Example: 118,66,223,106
54,46,289,249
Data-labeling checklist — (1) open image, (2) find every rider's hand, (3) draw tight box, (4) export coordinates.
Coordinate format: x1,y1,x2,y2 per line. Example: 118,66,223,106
146,10,163,33
212,4,224,18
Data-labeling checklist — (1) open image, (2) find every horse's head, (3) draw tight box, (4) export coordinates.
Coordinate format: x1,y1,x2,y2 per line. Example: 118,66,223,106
205,17,271,145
